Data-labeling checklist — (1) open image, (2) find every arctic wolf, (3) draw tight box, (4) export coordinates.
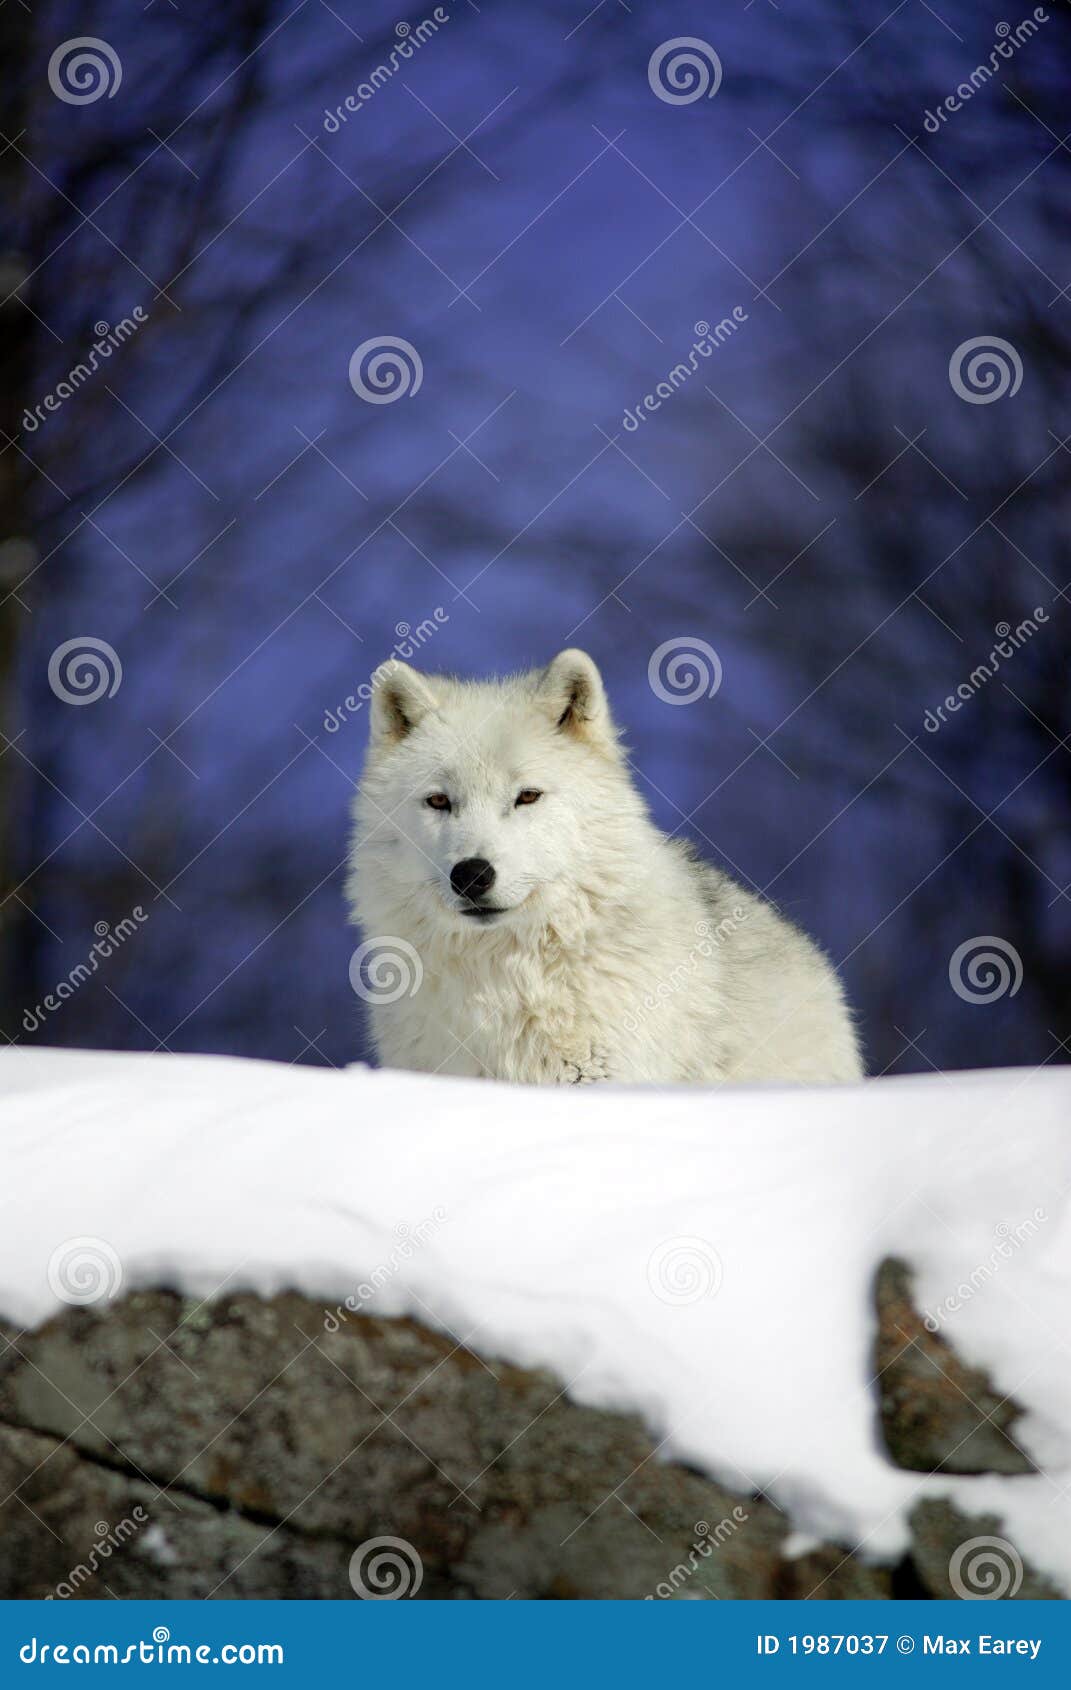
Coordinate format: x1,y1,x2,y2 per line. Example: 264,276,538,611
347,650,862,1085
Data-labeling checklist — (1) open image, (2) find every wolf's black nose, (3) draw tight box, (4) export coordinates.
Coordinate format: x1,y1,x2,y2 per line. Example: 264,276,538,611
451,857,496,901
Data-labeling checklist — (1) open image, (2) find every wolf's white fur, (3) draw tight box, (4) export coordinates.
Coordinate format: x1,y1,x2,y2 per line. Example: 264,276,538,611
347,650,863,1084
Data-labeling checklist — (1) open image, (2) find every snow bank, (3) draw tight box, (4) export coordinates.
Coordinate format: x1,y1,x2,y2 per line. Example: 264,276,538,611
2,1049,1069,1590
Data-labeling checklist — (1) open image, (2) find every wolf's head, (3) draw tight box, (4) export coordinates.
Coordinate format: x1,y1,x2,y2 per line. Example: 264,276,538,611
351,649,650,939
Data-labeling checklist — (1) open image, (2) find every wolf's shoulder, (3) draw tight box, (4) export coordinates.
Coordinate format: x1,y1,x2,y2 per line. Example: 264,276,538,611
668,838,829,967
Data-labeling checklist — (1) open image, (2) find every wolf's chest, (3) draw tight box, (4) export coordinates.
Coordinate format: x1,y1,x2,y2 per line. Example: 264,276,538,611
396,958,595,1082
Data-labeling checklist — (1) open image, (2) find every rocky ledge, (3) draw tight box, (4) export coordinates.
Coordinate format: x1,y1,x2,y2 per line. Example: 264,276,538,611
0,1260,1058,1599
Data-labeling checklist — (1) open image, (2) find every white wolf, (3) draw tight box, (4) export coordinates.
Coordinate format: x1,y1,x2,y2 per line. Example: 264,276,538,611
347,649,862,1085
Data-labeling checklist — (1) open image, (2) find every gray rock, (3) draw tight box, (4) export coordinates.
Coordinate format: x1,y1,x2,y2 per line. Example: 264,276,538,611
0,1288,1050,1599
909,1501,1062,1601
874,1258,1034,1475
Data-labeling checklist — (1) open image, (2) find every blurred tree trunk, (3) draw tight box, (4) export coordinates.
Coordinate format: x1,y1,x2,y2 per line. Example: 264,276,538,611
0,4,34,1038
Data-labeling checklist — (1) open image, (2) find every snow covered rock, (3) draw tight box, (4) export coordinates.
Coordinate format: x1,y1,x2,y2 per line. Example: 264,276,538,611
1,1047,1069,1598
0,1287,1055,1601
874,1258,1034,1476
0,1291,892,1600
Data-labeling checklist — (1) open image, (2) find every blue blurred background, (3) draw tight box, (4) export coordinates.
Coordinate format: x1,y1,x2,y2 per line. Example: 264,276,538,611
2,0,1068,1074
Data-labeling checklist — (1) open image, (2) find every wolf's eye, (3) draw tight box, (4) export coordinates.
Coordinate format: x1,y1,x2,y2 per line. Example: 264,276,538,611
515,788,542,806
426,793,451,812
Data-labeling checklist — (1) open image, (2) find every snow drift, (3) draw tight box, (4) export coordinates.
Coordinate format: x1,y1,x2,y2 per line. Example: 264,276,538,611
2,1048,1068,1591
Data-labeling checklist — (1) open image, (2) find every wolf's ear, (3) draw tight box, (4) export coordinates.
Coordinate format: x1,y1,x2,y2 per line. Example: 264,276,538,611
368,660,438,747
537,649,611,741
